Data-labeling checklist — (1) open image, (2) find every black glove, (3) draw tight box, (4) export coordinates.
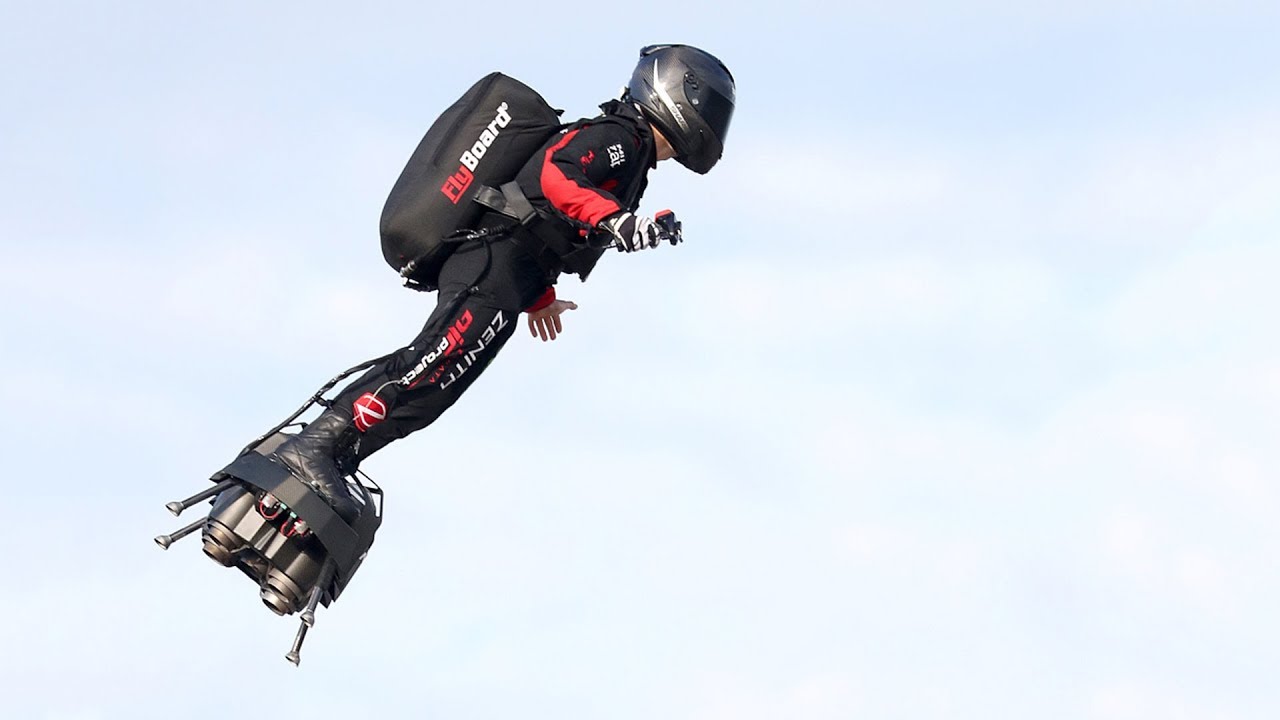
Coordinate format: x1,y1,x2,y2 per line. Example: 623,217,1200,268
598,212,663,253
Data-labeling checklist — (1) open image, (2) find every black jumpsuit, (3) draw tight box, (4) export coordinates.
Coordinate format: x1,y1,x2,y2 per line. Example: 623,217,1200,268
341,100,658,462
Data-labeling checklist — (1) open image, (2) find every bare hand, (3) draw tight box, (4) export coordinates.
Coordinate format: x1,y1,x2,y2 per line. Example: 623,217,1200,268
527,299,578,341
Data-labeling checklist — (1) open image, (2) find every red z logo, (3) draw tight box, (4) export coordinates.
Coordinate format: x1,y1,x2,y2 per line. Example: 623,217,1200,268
352,392,389,432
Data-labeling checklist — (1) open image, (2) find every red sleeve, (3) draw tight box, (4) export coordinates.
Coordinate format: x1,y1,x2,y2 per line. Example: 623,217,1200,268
524,286,556,313
538,124,635,227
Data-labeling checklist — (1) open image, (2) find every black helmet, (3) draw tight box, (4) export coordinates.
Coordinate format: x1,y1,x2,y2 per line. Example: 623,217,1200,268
626,44,736,174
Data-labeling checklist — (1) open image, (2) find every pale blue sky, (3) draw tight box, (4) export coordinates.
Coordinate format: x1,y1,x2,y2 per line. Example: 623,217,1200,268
2,2,1279,718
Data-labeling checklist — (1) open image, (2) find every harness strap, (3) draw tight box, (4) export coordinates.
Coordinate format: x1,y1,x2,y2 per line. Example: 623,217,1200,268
473,181,609,281
473,181,539,224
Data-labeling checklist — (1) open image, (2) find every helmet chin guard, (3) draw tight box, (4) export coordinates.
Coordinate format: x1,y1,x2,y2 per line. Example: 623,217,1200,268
626,44,736,174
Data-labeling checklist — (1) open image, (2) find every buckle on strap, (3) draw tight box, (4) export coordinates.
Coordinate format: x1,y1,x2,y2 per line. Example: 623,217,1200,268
473,181,539,224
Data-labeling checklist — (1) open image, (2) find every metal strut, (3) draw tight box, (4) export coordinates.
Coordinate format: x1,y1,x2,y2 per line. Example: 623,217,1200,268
301,558,337,627
286,558,337,665
165,478,237,517
154,517,207,549
285,622,309,667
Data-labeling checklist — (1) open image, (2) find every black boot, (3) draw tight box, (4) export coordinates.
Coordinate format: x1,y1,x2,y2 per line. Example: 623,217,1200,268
271,407,362,524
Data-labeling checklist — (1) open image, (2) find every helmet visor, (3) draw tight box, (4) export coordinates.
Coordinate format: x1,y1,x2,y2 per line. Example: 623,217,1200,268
690,82,734,147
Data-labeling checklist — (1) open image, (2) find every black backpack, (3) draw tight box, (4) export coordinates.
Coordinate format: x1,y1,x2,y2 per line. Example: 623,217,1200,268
379,73,563,288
